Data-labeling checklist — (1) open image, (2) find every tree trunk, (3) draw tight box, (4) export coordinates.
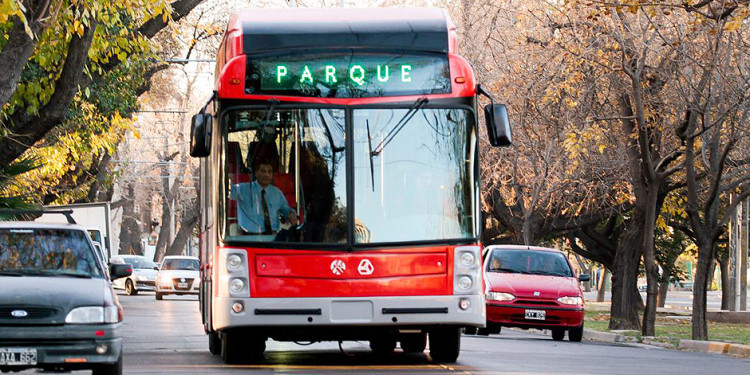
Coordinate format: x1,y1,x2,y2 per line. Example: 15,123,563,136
609,218,644,330
692,243,714,340
597,268,608,303
719,257,730,310
641,186,662,337
165,214,198,257
657,279,669,308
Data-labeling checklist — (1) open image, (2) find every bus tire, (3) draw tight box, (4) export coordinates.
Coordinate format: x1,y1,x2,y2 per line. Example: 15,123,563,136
208,331,221,355
221,330,265,364
369,337,396,354
429,327,461,363
463,326,477,335
400,333,427,353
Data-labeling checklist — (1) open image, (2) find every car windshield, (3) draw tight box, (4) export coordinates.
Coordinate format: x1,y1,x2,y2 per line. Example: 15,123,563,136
161,258,199,271
0,228,103,277
123,257,157,270
487,249,573,277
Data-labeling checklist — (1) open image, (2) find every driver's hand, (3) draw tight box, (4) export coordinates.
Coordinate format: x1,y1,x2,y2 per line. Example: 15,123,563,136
288,212,299,226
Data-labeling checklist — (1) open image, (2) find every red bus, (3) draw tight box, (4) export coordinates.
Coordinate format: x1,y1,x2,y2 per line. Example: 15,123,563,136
189,8,511,364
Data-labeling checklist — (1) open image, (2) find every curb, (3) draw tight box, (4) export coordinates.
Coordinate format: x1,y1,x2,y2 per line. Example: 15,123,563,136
679,340,750,358
583,328,626,343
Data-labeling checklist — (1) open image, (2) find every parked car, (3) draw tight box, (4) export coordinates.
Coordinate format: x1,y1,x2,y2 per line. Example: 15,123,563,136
482,245,589,342
110,255,158,295
0,220,131,374
155,256,200,300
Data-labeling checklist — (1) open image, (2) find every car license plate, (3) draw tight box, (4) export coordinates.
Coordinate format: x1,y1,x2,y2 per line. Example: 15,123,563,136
0,348,37,366
177,282,188,289
524,309,546,320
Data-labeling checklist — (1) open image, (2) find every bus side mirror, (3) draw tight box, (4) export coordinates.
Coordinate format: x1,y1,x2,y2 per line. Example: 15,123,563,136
190,113,212,157
484,104,512,147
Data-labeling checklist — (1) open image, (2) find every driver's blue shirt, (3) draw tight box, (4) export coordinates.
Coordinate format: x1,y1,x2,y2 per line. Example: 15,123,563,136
231,181,293,233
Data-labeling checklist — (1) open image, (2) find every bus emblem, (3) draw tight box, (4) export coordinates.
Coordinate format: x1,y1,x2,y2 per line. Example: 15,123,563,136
357,259,374,275
330,259,346,275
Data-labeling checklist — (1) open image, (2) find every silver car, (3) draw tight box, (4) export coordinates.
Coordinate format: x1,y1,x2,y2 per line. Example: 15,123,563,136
110,255,158,295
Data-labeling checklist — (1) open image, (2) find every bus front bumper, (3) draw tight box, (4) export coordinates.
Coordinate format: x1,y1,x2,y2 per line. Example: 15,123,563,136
212,295,485,331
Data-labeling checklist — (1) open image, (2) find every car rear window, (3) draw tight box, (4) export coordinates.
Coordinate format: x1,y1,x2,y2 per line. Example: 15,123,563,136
161,258,199,271
487,249,573,277
122,257,157,270
0,228,103,277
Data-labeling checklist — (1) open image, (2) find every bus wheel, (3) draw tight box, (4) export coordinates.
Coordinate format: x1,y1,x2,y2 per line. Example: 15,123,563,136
463,326,477,335
369,337,396,354
221,330,264,364
429,327,461,363
400,333,427,353
208,332,221,355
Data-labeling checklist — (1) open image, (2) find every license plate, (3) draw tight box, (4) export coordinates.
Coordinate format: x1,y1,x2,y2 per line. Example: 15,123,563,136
0,348,37,366
177,282,188,289
524,309,546,320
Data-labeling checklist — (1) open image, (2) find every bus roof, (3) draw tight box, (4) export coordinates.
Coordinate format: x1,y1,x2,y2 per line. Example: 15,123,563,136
227,8,453,55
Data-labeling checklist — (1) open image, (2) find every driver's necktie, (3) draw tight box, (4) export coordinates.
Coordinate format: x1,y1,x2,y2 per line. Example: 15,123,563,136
261,190,272,234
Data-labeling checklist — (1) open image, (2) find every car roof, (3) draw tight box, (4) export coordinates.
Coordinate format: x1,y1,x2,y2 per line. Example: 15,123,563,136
485,245,562,253
0,221,87,232
163,256,199,260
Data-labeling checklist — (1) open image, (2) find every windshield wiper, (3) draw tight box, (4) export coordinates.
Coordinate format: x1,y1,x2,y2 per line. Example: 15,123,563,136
42,271,93,278
370,97,428,157
0,271,24,277
492,267,522,274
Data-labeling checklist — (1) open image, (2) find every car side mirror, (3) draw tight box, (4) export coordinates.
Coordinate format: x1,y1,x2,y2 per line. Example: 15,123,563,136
578,274,591,282
190,113,212,157
110,264,133,280
484,103,512,147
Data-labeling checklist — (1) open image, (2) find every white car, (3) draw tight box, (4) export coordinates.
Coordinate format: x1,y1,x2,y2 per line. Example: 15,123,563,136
155,256,200,300
111,255,158,295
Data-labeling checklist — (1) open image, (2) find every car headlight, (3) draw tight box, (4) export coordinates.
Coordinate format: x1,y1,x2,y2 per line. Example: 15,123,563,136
557,296,584,306
66,306,120,324
486,292,515,302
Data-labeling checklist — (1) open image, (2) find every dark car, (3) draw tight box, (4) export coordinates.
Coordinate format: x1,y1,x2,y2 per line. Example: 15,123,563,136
481,245,589,341
0,221,131,374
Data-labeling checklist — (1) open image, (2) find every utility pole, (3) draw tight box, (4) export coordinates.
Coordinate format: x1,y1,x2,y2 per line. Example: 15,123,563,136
742,198,748,311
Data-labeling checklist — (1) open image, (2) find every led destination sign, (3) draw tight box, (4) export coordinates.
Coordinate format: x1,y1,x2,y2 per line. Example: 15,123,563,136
246,53,450,98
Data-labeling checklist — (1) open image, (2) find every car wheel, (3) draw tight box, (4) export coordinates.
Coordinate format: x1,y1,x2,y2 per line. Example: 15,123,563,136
91,354,122,375
155,292,163,300
369,336,397,354
221,329,265,364
400,333,427,353
125,279,137,296
463,326,477,335
551,328,565,341
568,323,584,342
208,331,222,355
476,327,490,336
429,327,461,363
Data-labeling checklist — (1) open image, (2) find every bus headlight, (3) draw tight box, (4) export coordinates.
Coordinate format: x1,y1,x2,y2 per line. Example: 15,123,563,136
458,275,473,290
227,254,242,269
460,252,476,267
230,278,244,293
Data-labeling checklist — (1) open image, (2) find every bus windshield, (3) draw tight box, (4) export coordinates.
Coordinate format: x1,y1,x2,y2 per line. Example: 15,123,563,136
221,107,476,245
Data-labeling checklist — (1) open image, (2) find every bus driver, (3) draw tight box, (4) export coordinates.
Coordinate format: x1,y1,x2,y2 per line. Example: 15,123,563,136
231,159,298,235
